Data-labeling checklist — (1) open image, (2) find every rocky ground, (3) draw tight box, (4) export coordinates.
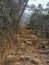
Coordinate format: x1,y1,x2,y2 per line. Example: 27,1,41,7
0,25,49,65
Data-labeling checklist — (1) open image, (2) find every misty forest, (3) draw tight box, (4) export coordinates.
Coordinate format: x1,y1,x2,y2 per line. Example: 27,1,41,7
0,0,49,65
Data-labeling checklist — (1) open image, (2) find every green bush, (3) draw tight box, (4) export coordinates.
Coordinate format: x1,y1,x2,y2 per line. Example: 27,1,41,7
43,14,49,19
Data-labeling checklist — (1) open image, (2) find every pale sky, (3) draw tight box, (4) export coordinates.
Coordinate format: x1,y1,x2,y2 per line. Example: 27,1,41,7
28,0,49,8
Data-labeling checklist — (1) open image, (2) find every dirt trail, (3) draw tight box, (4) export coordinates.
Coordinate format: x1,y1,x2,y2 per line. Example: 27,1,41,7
16,25,49,65
0,25,49,65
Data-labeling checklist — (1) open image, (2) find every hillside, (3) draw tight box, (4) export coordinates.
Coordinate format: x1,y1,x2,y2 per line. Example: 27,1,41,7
0,25,49,65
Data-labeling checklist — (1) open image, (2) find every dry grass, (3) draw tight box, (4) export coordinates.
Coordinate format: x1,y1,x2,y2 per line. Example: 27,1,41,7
0,29,18,65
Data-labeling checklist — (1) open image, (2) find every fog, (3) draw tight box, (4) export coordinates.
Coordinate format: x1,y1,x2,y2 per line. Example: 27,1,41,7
28,0,49,8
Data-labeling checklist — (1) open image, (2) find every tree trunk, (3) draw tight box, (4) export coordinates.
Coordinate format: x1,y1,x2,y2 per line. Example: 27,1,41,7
18,0,29,22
